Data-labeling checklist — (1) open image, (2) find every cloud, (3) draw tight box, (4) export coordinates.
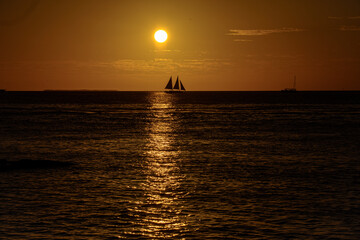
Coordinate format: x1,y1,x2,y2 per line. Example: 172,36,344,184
328,16,360,20
233,39,253,42
339,25,360,31
227,28,304,36
0,58,231,79
182,59,231,71
327,16,360,31
328,16,343,20
108,58,180,73
110,58,230,73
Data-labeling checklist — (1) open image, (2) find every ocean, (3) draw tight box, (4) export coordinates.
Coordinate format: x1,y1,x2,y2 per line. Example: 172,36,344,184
0,91,359,239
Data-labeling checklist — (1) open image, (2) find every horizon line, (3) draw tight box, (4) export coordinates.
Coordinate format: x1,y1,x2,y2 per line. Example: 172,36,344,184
1,90,360,92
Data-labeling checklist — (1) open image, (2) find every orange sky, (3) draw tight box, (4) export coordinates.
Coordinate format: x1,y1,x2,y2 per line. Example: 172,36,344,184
1,0,360,91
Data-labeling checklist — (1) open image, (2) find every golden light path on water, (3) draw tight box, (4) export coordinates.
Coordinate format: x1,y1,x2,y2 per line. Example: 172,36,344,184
123,92,189,239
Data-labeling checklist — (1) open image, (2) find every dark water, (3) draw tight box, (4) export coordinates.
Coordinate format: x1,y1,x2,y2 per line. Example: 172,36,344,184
0,91,359,239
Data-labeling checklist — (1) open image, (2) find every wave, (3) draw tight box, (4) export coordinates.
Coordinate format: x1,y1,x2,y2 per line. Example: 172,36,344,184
0,159,74,171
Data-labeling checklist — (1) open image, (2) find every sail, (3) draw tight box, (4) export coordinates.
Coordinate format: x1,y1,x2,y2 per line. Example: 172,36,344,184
165,76,173,89
180,81,186,91
173,76,180,90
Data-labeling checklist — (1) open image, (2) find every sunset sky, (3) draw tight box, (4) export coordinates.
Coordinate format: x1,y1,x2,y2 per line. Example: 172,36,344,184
1,0,360,91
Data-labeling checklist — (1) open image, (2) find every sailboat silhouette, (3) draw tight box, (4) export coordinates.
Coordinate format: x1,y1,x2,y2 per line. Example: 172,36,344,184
165,76,186,93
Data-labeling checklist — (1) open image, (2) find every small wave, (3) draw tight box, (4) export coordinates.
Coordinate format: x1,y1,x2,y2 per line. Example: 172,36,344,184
0,159,74,171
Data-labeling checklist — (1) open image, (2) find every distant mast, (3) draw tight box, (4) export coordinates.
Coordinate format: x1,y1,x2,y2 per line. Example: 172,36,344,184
281,75,297,92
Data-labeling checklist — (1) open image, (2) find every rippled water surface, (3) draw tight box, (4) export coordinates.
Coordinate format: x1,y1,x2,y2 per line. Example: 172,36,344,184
0,91,359,239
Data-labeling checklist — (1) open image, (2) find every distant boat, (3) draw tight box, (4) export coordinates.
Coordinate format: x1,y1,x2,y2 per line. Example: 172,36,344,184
165,76,186,93
281,76,297,92
0,89,6,93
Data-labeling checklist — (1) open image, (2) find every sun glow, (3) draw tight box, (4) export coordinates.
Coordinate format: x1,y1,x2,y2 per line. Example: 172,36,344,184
154,30,168,43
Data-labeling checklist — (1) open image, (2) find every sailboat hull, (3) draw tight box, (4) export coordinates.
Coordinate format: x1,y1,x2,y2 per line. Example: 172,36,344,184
281,88,297,92
165,90,185,94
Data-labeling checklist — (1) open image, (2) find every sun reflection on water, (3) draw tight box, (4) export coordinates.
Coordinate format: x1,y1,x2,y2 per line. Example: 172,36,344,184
124,92,189,239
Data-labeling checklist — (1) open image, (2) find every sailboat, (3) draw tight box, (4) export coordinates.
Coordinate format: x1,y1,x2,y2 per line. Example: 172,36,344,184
281,76,297,92
165,76,186,93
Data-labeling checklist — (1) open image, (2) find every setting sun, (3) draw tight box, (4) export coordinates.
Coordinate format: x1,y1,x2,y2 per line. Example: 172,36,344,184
154,30,168,43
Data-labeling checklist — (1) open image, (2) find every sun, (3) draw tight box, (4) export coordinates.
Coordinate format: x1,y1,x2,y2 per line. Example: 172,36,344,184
154,30,168,43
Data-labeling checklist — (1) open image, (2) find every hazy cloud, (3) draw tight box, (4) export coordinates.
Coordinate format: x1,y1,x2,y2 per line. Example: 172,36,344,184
328,16,343,20
328,16,360,20
233,39,253,42
111,59,174,72
348,16,360,19
111,58,230,73
0,59,230,76
153,49,182,54
328,16,360,31
228,28,304,36
339,25,360,31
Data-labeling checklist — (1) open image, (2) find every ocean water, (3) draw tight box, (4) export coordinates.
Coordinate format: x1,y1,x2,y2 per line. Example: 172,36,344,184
0,91,359,239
